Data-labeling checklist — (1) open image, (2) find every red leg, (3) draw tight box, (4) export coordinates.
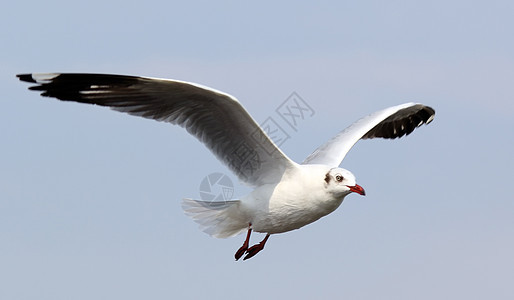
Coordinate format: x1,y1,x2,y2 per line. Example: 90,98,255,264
243,233,270,260
234,223,252,261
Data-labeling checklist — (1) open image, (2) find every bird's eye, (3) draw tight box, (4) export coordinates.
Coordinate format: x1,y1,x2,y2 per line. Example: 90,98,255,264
335,174,344,182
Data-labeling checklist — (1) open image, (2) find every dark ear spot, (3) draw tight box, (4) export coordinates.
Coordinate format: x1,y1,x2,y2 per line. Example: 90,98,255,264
324,172,331,184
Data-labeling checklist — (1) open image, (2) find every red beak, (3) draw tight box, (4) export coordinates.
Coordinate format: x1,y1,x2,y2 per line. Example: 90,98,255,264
348,184,366,196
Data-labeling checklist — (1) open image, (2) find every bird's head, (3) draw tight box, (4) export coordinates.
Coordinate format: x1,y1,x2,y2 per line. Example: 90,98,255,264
324,167,365,198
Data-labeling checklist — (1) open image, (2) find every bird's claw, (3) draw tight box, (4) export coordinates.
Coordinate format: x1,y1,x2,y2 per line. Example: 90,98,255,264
242,242,265,260
235,228,269,261
234,245,248,261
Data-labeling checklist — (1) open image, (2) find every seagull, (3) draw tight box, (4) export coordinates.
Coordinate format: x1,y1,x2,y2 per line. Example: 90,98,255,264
17,73,435,260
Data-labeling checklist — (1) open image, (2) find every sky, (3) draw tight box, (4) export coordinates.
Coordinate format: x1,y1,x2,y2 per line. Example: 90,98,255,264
2,0,514,299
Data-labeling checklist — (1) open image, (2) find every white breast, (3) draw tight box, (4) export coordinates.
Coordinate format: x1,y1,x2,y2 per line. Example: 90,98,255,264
241,165,344,234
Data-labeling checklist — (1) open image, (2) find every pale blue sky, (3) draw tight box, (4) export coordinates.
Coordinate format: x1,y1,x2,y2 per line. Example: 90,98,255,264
2,1,514,299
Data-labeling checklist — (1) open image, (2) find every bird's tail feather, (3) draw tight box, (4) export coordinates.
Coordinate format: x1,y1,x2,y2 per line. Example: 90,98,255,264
182,199,247,238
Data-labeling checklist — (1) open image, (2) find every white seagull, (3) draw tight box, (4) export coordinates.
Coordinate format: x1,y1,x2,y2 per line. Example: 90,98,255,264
18,73,435,260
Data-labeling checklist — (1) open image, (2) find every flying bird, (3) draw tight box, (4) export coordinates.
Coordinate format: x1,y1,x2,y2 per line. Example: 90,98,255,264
17,73,435,260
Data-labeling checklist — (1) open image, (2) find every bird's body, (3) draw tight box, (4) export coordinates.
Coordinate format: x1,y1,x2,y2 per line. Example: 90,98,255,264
18,72,435,260
242,164,344,234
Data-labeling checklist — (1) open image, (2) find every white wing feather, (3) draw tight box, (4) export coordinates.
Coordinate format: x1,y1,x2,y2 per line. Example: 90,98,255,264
303,103,435,167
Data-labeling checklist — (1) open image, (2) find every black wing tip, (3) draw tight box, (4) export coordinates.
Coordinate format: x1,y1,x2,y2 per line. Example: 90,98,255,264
16,73,141,83
16,72,148,103
363,103,436,140
17,73,36,83
423,105,436,124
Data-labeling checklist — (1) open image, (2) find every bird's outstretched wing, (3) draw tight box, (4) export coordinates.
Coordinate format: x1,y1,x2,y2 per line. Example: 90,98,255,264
17,73,296,186
303,103,435,166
